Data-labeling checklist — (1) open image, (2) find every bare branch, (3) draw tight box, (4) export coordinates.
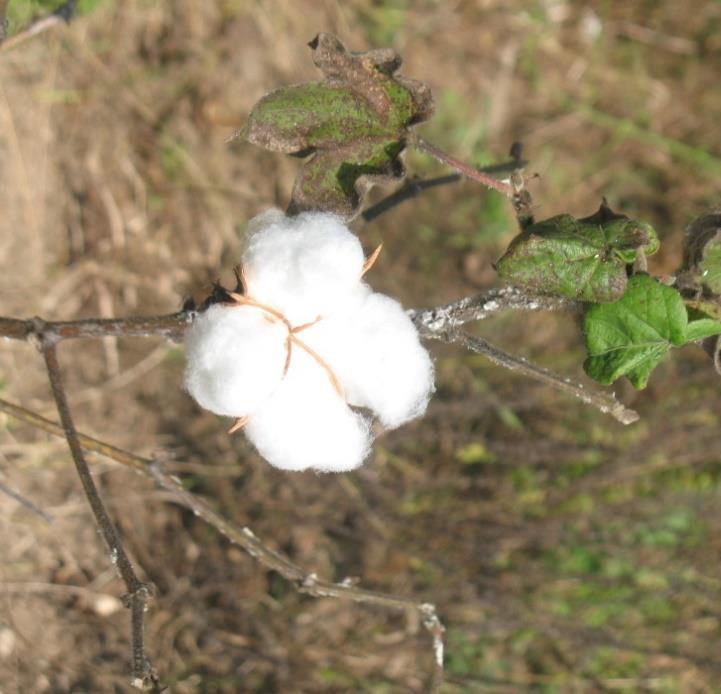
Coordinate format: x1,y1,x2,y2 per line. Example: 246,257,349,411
362,174,461,222
0,284,635,428
409,134,514,197
440,330,639,425
0,479,53,522
409,286,576,335
39,341,159,691
0,316,28,340
409,288,638,424
0,396,445,691
0,311,192,343
361,156,526,223
1,288,568,346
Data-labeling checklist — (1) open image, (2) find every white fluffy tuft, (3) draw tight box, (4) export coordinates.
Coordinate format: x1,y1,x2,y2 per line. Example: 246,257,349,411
242,210,365,325
184,304,287,417
307,292,435,428
244,349,372,472
184,209,434,472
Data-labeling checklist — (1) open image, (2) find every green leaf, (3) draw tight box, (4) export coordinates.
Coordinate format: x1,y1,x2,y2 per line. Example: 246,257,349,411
495,204,659,302
583,275,687,388
242,33,433,219
685,317,721,342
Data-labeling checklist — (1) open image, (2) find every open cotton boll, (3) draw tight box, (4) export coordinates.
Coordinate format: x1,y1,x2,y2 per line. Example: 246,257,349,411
242,210,366,324
305,291,434,428
244,348,372,472
184,304,288,417
184,209,435,473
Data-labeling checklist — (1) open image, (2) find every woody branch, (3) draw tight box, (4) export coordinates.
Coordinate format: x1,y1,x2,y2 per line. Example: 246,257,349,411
0,284,637,425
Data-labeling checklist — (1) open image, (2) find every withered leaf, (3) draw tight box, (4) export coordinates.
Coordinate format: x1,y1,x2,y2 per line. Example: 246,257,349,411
495,202,660,303
241,33,433,219
678,210,721,297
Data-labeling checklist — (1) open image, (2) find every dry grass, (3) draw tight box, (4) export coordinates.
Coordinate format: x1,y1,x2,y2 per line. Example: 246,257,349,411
1,1,721,691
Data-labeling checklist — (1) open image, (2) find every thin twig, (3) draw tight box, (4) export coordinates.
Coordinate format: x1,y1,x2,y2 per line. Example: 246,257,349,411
442,330,639,425
1,288,567,345
37,338,159,691
361,156,526,222
0,310,192,343
409,286,577,335
0,396,445,691
409,134,514,197
362,174,460,222
411,289,638,424
0,287,561,345
0,282,636,427
0,479,54,522
0,0,75,53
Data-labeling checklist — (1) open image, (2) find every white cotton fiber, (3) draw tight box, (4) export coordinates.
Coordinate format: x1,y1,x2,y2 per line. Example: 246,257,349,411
244,348,372,472
242,210,366,325
306,291,435,428
184,209,435,472
184,304,288,417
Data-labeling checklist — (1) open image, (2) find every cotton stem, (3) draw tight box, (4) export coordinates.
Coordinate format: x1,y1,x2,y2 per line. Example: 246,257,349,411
409,134,514,197
0,396,445,692
445,330,639,425
39,339,160,690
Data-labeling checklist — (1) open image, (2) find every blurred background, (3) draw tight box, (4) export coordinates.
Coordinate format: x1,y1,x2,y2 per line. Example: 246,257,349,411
1,1,721,691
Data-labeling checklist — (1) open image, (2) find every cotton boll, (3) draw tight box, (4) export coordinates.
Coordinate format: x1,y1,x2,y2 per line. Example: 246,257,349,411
244,348,372,472
242,210,366,324
185,304,288,417
185,209,435,473
307,290,434,429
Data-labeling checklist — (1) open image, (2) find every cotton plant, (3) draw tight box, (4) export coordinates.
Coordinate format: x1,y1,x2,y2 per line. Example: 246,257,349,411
184,210,434,472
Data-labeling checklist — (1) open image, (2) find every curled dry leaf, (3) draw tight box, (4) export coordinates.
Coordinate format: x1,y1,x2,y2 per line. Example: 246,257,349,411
677,210,721,329
714,335,721,376
240,33,434,219
678,209,721,296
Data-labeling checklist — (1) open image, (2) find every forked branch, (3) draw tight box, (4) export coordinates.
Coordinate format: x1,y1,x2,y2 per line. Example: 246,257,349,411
38,337,159,691
0,397,445,692
361,153,527,222
0,282,638,425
